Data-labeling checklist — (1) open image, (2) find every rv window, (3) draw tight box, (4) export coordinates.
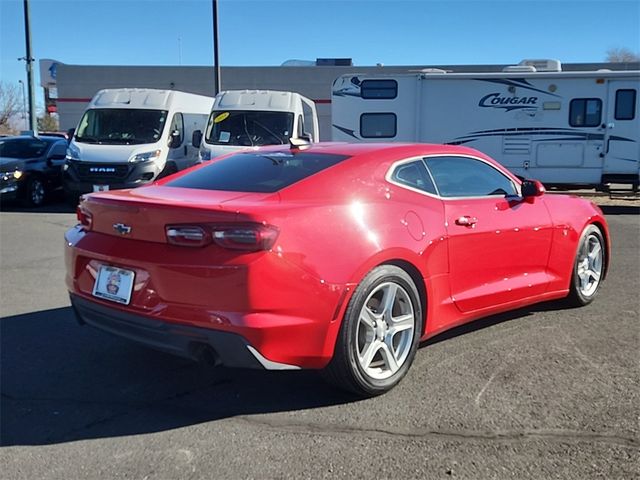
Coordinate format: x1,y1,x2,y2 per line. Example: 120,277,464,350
424,156,517,198
390,160,437,195
360,113,397,138
569,99,602,127
615,90,636,120
361,80,398,99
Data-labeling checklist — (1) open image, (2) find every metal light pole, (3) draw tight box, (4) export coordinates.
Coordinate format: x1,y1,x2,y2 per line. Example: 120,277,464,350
21,0,37,134
212,0,221,95
18,80,27,130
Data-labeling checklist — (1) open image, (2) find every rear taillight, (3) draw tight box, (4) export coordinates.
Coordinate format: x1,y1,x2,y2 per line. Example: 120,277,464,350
76,206,93,230
165,223,279,251
166,226,210,247
212,224,279,251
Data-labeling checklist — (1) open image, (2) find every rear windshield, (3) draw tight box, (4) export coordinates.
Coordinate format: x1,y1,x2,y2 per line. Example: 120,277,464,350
166,151,349,193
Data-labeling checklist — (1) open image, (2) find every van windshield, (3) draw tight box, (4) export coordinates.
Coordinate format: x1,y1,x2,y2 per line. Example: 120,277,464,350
75,109,168,145
204,111,294,146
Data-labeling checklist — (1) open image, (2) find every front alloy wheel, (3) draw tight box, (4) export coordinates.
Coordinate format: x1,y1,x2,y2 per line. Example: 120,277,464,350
323,265,422,396
26,177,46,207
567,224,605,306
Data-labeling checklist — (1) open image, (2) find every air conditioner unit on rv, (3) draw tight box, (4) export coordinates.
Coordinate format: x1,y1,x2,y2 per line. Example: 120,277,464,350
518,59,562,72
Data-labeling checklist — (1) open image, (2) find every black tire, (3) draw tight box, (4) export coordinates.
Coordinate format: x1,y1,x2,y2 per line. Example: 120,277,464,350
322,265,423,397
566,224,605,306
23,176,46,207
158,162,178,179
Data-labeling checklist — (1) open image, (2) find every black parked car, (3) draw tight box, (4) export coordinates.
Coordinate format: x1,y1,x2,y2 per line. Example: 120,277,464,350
0,136,68,207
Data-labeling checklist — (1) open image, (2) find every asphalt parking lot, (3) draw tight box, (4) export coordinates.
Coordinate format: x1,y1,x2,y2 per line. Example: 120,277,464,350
1,197,638,479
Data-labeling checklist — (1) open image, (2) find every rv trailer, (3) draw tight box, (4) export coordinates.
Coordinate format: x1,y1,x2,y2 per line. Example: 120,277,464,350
332,60,639,191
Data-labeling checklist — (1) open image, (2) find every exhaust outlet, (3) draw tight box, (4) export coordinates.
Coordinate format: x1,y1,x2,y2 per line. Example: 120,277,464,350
189,343,221,367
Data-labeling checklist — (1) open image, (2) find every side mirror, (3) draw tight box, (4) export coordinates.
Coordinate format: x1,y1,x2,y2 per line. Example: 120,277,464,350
47,153,66,166
192,129,202,148
168,129,182,149
521,179,545,198
66,128,75,144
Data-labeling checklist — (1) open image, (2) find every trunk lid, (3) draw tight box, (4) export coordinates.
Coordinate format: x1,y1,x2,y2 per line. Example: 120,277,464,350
83,185,278,243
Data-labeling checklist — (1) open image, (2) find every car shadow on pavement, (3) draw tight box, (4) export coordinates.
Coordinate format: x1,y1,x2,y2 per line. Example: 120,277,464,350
599,204,639,215
0,306,357,447
0,198,75,214
0,299,574,447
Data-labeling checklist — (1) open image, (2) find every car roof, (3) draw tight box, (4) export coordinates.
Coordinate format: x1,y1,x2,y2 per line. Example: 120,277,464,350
0,135,65,143
253,142,493,162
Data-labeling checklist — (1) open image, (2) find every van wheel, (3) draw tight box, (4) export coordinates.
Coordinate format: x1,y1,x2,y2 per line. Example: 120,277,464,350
322,265,422,397
566,224,605,306
158,162,178,179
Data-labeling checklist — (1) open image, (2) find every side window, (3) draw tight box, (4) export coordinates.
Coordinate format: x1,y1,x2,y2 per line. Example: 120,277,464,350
569,98,602,127
390,160,437,195
361,80,398,99
360,113,396,138
301,102,315,140
49,142,67,157
169,112,184,147
297,114,304,137
615,89,636,120
425,156,517,198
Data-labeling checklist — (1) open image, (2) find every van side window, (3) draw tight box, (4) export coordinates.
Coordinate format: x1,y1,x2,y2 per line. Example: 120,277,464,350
301,102,314,140
569,99,602,127
615,90,636,120
361,80,398,99
169,113,184,147
297,115,304,137
360,113,397,138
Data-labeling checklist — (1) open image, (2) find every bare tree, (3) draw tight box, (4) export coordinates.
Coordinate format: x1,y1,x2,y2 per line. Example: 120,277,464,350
606,47,640,63
0,81,22,135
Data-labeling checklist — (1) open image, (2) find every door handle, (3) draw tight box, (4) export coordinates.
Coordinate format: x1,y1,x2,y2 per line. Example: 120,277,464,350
184,145,188,155
455,216,477,227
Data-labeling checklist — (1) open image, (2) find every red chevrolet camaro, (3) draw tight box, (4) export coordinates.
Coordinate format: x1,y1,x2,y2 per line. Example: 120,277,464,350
65,143,609,396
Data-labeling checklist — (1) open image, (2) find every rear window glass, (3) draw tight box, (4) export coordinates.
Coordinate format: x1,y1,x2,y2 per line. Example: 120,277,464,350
166,151,349,193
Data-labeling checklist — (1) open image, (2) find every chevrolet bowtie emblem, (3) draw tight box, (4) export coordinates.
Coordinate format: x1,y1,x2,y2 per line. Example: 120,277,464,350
113,223,132,235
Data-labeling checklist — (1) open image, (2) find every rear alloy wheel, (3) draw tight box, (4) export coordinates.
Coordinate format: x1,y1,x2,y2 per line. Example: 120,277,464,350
25,176,46,207
567,224,605,306
323,265,422,396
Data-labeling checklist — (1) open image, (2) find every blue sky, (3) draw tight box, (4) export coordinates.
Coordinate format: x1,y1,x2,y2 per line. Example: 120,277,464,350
1,0,639,109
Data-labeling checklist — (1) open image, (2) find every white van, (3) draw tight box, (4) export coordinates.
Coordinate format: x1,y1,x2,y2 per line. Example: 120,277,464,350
193,90,319,160
63,88,213,198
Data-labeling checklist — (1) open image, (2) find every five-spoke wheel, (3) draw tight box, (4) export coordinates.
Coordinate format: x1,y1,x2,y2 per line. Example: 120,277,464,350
567,224,605,305
323,265,422,397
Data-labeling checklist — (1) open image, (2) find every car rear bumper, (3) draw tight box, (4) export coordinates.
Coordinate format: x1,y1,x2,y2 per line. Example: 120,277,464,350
70,294,300,370
65,226,347,369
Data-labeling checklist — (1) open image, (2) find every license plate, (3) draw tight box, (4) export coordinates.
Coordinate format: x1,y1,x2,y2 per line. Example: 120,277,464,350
92,265,135,305
93,184,109,192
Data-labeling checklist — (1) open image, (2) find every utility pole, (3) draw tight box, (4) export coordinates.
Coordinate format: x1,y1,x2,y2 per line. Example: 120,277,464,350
21,0,37,134
212,0,221,95
18,80,27,130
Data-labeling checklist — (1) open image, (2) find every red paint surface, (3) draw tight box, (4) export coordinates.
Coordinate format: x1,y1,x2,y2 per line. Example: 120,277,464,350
65,143,609,368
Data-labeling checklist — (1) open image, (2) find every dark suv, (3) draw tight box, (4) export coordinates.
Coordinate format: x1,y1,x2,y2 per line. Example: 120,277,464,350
0,136,68,207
